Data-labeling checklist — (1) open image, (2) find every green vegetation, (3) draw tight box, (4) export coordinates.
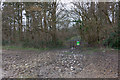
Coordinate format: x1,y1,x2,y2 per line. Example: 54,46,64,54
22,39,64,49
2,44,66,51
2,46,49,51
103,28,120,50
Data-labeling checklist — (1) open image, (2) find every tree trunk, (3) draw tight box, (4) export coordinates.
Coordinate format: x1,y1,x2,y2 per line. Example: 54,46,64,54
51,2,57,46
20,3,23,41
13,16,16,42
118,2,120,34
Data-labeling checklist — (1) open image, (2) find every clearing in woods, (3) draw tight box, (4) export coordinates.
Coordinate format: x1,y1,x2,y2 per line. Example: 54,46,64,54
2,47,118,78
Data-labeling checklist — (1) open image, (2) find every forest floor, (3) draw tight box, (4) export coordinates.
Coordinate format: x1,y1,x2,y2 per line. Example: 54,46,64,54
2,47,118,78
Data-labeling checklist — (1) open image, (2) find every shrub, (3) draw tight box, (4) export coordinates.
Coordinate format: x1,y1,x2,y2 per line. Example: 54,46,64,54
103,29,120,49
2,40,9,46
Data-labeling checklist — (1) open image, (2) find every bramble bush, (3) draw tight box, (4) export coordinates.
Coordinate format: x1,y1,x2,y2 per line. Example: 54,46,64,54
103,28,120,49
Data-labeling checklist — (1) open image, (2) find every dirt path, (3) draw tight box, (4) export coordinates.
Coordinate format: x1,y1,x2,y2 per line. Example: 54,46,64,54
2,48,118,78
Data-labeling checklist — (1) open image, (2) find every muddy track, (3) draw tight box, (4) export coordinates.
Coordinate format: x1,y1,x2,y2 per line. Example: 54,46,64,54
2,49,118,78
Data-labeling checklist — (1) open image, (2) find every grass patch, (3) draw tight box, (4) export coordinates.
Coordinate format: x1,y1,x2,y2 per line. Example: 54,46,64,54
2,46,50,51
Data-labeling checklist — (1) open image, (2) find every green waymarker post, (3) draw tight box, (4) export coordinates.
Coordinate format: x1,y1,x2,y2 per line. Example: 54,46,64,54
76,41,80,46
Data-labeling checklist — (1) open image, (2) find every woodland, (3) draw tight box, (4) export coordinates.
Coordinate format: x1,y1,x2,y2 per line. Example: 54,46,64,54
2,1,120,49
